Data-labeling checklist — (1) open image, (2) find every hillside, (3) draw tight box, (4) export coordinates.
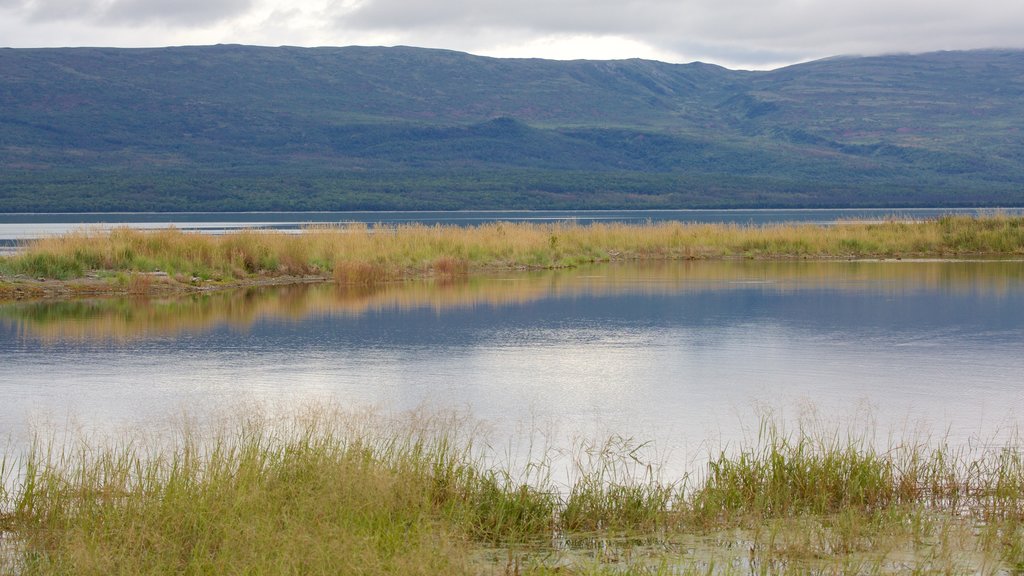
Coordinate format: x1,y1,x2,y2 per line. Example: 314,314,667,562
2,45,1023,211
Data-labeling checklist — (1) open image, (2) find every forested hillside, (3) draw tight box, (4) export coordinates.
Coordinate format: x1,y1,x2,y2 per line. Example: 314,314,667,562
2,45,1023,210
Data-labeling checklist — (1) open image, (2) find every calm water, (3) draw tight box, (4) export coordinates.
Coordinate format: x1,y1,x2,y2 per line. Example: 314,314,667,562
2,260,1023,475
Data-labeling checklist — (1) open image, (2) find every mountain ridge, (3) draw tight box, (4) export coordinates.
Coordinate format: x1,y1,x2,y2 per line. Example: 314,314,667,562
2,45,1023,211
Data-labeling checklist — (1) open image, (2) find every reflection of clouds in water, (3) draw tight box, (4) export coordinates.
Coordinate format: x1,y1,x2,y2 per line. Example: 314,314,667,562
2,260,1024,479
5,259,1024,343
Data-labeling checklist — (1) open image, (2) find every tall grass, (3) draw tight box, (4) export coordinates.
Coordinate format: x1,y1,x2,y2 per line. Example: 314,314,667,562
561,436,676,533
689,421,1024,525
1,215,1023,286
4,408,1024,573
2,410,555,575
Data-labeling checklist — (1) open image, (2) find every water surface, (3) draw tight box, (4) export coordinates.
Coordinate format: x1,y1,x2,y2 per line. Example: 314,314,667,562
2,260,1023,475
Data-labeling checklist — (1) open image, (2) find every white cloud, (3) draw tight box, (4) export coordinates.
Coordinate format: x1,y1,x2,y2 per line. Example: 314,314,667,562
103,0,254,26
2,0,1024,68
334,0,1024,67
478,34,679,63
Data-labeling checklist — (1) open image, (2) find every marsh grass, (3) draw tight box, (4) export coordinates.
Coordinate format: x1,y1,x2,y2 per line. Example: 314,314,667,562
2,409,564,575
2,215,1023,285
685,419,1024,524
3,409,1024,574
690,419,903,524
561,436,677,534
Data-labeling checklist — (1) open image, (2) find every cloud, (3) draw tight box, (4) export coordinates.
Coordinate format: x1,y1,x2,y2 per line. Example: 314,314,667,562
18,0,106,22
2,0,1024,68
341,0,670,36
5,0,253,26
103,0,255,25
336,0,1024,67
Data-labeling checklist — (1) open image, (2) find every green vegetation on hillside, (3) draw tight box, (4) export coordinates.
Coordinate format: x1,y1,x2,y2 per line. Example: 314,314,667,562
2,46,1024,211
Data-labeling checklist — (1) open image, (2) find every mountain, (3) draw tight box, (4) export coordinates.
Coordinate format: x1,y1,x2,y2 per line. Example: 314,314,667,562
2,45,1023,211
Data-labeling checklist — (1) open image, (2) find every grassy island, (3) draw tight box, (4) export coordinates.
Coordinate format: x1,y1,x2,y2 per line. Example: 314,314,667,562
1,214,1023,299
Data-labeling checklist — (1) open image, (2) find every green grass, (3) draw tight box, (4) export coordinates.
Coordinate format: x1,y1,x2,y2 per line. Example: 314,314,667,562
2,215,1023,290
3,408,1024,574
1,411,549,575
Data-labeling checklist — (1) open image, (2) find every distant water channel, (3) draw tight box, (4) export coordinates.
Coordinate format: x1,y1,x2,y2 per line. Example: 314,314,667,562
3,260,1024,477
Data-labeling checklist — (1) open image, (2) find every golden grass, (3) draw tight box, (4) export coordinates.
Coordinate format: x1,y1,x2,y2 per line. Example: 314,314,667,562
1,215,1023,286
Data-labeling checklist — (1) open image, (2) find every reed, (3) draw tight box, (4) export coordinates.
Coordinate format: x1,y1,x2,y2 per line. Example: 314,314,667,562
561,436,677,533
686,420,1024,524
1,216,1023,288
3,409,1024,574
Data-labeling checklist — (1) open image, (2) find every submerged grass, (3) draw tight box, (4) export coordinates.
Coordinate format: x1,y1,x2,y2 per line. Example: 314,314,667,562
3,408,1024,574
1,215,1023,286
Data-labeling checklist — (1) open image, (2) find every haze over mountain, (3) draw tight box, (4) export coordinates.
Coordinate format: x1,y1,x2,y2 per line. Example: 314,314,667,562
2,45,1023,211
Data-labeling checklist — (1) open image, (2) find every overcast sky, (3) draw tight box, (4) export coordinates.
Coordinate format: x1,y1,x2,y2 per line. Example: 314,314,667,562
1,0,1022,69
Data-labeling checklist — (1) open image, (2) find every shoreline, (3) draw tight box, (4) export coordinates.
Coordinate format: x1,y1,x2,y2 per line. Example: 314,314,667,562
2,215,1023,301
0,272,332,301
5,255,1024,303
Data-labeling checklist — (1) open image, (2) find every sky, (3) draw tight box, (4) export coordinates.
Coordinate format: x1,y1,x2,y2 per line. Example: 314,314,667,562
1,0,1022,70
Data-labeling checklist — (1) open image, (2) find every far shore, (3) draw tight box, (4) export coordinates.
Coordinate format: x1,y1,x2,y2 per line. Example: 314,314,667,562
2,215,1023,300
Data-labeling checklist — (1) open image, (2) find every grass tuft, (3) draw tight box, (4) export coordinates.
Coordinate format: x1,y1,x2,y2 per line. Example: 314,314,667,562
562,436,677,533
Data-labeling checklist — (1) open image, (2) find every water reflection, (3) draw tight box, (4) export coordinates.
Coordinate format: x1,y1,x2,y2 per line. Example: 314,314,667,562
4,260,1024,343
2,260,1023,480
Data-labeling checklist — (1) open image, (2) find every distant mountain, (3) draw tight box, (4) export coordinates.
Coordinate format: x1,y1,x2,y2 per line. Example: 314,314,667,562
2,45,1023,211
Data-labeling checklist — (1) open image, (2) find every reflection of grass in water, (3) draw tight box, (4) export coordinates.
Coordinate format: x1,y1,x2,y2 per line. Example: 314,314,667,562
2,408,1024,574
4,259,1024,343
1,215,1023,282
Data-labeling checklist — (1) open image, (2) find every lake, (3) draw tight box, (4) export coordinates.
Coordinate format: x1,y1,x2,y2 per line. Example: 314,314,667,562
3,259,1023,478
